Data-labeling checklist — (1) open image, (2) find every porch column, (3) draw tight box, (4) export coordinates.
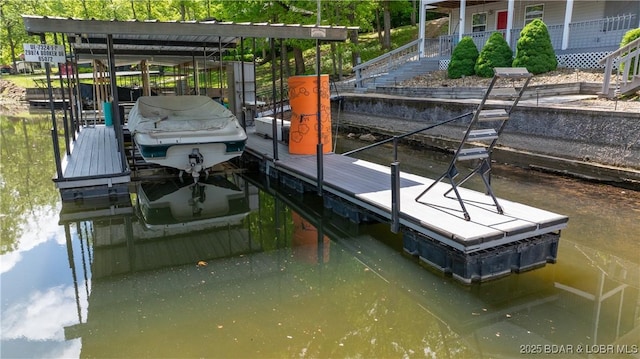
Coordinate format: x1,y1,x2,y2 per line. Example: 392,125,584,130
459,0,466,42
562,0,574,50
506,0,514,46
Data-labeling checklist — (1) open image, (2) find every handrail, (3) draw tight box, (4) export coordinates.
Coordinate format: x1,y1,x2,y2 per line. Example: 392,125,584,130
342,111,472,157
599,37,640,65
599,37,640,98
352,39,420,72
353,39,420,88
341,110,472,233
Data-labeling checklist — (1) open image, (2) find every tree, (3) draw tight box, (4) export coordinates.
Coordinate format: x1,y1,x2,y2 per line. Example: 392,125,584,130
382,0,391,50
448,36,478,79
475,32,513,78
512,18,557,74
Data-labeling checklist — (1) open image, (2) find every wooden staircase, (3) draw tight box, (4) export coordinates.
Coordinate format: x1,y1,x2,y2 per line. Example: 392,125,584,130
599,37,640,98
415,67,532,221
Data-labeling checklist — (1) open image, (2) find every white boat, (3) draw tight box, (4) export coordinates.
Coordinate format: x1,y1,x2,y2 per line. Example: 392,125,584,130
128,95,247,180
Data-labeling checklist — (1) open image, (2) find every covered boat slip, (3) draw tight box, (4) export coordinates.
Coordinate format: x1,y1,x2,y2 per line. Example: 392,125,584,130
245,130,568,254
22,15,353,199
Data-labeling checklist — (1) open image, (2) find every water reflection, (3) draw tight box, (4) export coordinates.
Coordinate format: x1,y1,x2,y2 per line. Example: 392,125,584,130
1,117,639,358
50,173,638,358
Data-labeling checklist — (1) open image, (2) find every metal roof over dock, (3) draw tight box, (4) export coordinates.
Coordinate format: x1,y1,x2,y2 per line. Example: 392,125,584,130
22,15,356,66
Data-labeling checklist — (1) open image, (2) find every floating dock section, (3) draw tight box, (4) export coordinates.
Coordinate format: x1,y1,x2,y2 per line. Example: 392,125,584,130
243,128,568,283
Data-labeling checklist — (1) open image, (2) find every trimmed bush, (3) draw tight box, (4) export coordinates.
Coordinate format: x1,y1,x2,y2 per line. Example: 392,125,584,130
448,36,479,79
619,28,640,78
513,19,557,74
475,32,513,78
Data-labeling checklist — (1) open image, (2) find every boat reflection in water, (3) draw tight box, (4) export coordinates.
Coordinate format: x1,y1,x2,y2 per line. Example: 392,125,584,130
137,175,250,232
85,174,253,280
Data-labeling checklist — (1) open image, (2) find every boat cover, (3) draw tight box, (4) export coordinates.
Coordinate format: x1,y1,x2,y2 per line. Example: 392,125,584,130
128,95,237,134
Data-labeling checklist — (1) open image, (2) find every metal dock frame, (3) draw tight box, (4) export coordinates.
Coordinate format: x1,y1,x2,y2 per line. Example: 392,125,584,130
415,67,533,221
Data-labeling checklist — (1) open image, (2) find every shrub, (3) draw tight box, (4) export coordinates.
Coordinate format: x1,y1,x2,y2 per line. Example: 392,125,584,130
619,28,640,78
448,36,478,79
475,32,513,78
512,19,557,74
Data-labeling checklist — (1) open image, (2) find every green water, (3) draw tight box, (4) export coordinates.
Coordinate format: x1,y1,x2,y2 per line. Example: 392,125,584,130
1,116,638,358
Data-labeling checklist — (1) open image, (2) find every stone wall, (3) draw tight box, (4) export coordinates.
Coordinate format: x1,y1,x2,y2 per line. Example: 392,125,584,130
334,94,640,187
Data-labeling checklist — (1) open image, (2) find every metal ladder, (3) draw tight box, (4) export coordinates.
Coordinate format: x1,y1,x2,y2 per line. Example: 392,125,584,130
415,67,532,221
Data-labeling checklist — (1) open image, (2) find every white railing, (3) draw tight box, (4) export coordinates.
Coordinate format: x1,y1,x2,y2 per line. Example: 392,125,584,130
599,37,640,98
350,14,637,89
438,14,636,57
353,39,420,88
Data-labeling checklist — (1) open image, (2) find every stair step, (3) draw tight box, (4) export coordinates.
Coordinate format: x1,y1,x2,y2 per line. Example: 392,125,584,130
468,128,498,141
456,147,489,161
476,109,509,121
494,67,532,79
489,87,518,98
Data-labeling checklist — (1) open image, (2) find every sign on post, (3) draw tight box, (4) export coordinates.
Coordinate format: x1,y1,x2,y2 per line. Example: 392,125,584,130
22,43,65,64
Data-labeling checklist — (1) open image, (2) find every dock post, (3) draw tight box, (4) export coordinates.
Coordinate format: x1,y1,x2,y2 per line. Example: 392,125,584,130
106,34,127,172
41,33,63,180
316,40,323,196
391,161,400,233
54,33,71,156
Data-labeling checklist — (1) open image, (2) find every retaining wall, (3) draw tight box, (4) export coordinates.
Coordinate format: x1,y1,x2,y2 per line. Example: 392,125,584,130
333,93,640,187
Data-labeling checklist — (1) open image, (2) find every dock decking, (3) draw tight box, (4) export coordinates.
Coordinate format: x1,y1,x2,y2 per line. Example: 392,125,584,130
244,129,568,282
55,125,130,201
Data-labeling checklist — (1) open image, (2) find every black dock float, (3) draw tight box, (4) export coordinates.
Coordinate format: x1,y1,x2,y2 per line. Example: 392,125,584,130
243,129,569,284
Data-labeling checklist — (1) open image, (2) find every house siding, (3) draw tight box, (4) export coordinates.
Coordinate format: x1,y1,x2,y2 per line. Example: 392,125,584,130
448,0,638,34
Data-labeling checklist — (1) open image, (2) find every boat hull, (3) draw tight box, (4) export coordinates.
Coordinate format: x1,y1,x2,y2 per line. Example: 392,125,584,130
128,95,247,172
134,133,246,170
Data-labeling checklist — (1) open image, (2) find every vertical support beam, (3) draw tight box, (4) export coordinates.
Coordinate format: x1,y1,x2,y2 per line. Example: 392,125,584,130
240,37,247,129
418,0,426,57
106,34,127,172
141,59,151,96
459,0,466,42
506,0,515,46
73,52,83,129
61,34,76,141
391,161,400,233
270,37,279,161
316,39,323,197
279,38,285,139
562,0,574,50
192,55,199,95
54,33,71,156
42,33,63,180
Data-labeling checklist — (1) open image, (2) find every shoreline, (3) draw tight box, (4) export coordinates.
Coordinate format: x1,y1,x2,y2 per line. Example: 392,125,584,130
334,109,640,191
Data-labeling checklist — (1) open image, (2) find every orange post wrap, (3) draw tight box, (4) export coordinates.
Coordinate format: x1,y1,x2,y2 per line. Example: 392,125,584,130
287,74,332,154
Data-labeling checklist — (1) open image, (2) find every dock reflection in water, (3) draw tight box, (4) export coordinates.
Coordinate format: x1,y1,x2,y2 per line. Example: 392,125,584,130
56,173,639,358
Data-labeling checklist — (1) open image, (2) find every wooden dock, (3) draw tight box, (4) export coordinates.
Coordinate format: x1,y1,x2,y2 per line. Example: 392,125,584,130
55,125,130,201
244,129,569,283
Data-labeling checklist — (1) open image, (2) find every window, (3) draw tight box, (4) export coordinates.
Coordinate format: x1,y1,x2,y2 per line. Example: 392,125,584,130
524,4,544,25
472,12,487,32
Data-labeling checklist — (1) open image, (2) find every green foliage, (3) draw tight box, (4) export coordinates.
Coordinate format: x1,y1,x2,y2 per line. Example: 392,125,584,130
0,116,61,254
619,28,640,77
475,32,512,78
448,36,478,79
512,19,557,74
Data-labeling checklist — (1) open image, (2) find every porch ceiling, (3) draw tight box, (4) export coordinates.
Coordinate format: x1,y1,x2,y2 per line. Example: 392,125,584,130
428,1,499,11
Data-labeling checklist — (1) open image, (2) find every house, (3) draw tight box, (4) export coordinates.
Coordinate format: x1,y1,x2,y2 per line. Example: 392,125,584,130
423,0,640,69
353,0,639,88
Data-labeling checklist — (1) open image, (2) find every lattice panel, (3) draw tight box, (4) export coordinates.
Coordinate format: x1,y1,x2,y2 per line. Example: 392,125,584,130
438,51,617,71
